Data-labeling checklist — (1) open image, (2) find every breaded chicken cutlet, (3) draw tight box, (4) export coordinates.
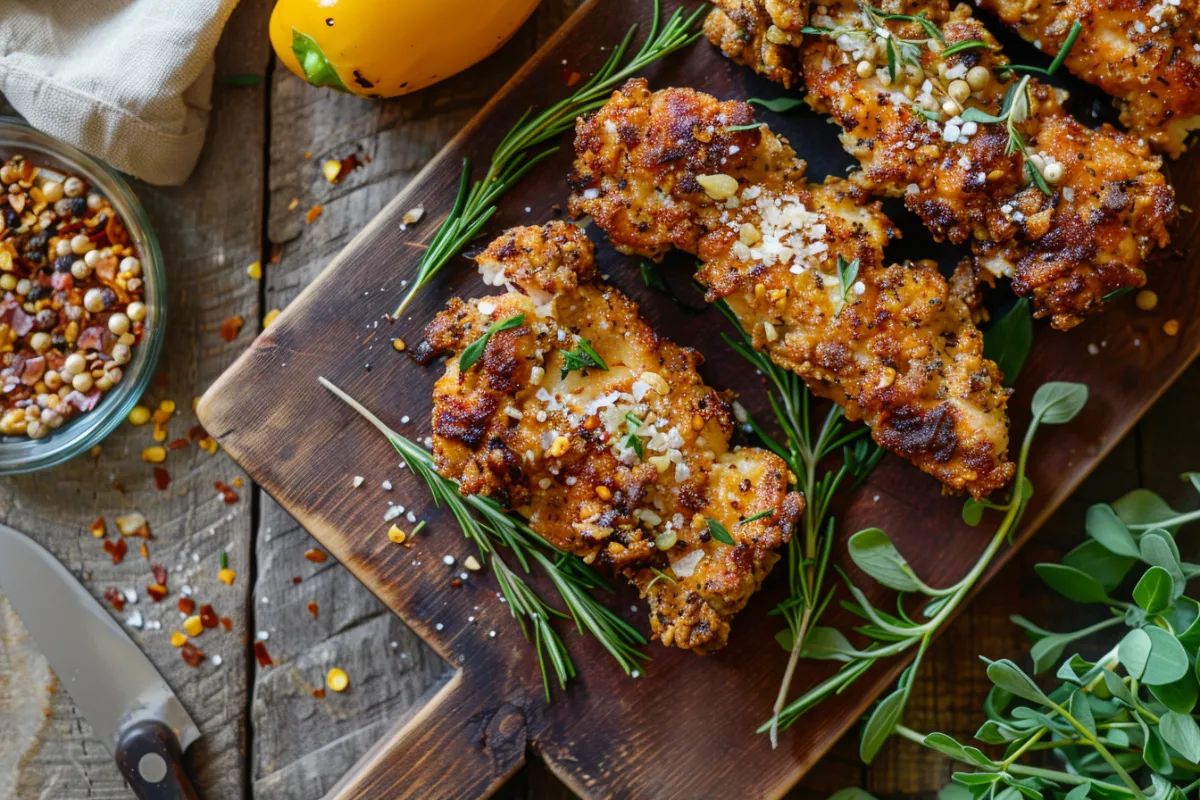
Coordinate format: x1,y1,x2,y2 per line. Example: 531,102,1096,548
568,79,1014,498
418,221,804,653
975,0,1200,157
706,0,1178,330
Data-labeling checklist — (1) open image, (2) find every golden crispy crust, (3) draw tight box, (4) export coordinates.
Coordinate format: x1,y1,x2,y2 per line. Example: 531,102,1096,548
421,221,804,653
568,79,1014,497
704,0,807,88
976,0,1200,157
707,0,1177,330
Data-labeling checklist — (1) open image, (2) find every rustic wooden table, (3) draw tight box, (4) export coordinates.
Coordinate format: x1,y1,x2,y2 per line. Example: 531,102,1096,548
1,2,1195,798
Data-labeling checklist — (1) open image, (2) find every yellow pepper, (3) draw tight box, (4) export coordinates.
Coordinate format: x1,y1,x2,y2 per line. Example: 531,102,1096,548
269,0,542,99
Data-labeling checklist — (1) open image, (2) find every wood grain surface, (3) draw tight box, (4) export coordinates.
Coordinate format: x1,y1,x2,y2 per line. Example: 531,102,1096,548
198,0,1200,797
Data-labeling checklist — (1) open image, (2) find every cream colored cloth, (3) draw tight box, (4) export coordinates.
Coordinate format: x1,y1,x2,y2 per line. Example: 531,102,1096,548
0,0,239,185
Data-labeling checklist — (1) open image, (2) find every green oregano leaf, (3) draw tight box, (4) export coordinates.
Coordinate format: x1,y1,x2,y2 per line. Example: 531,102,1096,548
1030,381,1088,425
747,96,806,112
848,528,924,593
982,298,1033,386
860,686,907,763
560,336,608,379
458,313,525,372
706,517,736,546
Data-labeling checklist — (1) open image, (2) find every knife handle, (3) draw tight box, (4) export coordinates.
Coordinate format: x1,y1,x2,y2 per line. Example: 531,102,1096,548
115,719,201,800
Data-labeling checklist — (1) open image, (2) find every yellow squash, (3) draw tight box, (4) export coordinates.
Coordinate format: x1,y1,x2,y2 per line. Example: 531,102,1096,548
269,0,542,99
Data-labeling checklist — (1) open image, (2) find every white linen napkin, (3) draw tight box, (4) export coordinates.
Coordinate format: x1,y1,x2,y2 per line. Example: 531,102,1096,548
0,0,239,185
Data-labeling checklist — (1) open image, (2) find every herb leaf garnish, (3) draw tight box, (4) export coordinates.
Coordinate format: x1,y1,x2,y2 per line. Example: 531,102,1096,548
739,509,776,526
726,123,763,132
836,255,861,313
623,413,645,459
747,97,806,113
982,298,1033,386
459,313,524,372
706,517,737,545
560,337,608,379
639,261,668,292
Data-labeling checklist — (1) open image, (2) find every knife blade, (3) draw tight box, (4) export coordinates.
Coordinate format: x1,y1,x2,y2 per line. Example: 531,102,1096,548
0,522,201,799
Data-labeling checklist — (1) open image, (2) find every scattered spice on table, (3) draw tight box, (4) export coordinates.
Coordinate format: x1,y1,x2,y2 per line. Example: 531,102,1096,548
179,597,196,615
139,542,149,560
312,688,326,699
146,583,167,602
219,315,243,342
0,154,148,438
115,512,149,538
253,640,273,667
153,466,170,490
151,563,168,586
104,587,126,612
180,642,206,667
326,668,349,692
89,516,105,538
220,616,232,632
214,480,239,503
307,601,319,618
305,205,323,224
199,604,219,629
103,538,127,564
303,548,327,563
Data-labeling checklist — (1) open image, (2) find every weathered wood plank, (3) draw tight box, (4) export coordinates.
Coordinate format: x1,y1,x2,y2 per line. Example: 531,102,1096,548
0,2,271,797
250,5,583,799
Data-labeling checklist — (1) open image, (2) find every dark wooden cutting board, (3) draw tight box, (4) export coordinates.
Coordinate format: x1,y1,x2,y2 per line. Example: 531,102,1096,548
198,1,1200,797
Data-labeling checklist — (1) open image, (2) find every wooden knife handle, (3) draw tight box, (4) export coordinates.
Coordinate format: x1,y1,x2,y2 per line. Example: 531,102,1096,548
115,719,201,800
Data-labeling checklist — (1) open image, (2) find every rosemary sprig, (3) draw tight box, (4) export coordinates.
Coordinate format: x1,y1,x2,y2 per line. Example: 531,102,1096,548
960,75,1053,195
392,1,705,317
764,382,1089,764
714,300,879,748
318,377,647,698
560,337,608,379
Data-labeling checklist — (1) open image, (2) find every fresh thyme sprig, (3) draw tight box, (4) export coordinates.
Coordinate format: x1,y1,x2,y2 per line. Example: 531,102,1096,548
714,300,880,747
318,377,647,699
392,0,705,317
764,382,1090,764
959,75,1054,195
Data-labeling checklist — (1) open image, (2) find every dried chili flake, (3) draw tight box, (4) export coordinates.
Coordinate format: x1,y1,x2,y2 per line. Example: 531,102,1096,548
153,467,171,491
115,513,150,538
307,601,319,618
199,604,219,629
253,640,273,667
214,480,239,504
269,243,282,264
187,424,207,441
305,205,323,224
219,315,243,342
180,642,206,667
89,517,106,538
103,538,127,564
104,587,127,612
312,688,326,699
303,548,327,563
292,576,303,584
220,617,232,632
178,597,196,615
167,438,189,451
140,542,149,560
151,564,168,586
450,578,463,589
146,584,168,602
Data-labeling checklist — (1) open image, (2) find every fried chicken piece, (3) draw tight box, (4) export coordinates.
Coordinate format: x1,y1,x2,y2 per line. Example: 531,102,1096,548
419,221,803,653
706,0,1177,330
704,0,807,88
568,79,1014,497
976,0,1200,157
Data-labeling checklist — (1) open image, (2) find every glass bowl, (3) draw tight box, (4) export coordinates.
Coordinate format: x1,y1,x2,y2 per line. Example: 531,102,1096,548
0,119,165,475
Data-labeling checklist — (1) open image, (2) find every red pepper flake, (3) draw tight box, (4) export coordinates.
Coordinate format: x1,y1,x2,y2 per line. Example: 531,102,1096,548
219,315,244,342
187,424,207,441
269,242,283,264
180,642,206,667
146,584,168,602
253,640,273,667
153,467,171,491
214,480,239,504
167,438,189,451
151,564,168,586
103,538,128,564
220,617,232,632
312,688,326,699
303,548,327,563
199,604,219,629
450,578,463,589
305,205,323,225
178,597,196,615
292,576,303,584
307,601,319,618
113,480,125,495
89,517,106,539
104,587,127,612
139,542,150,560
566,70,582,87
